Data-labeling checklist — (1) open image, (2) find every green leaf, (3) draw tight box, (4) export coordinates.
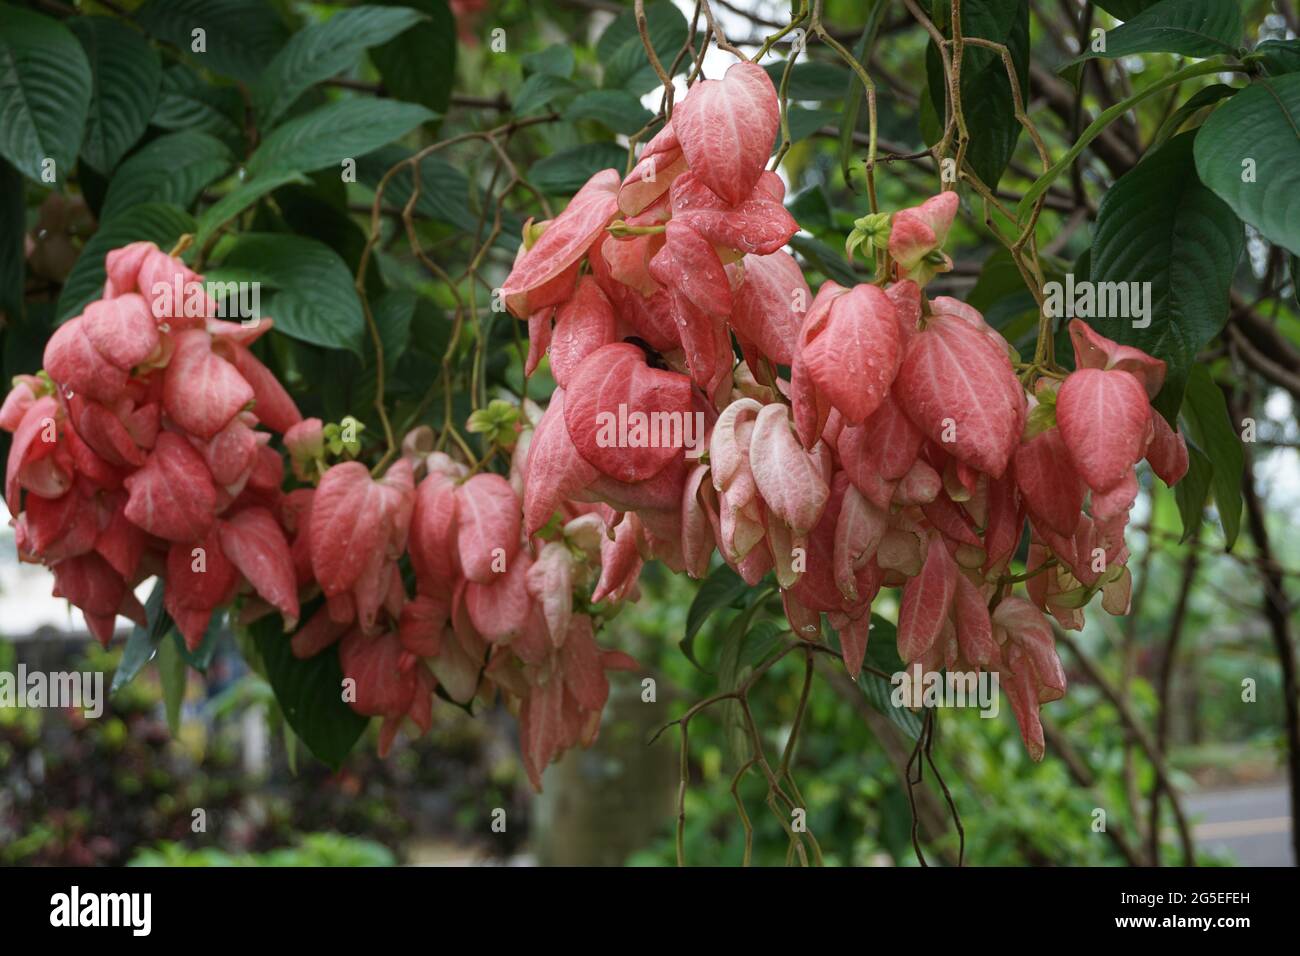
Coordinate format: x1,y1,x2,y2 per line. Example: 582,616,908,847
1150,83,1238,149
681,564,749,673
174,611,224,673
763,61,851,101
1072,0,1241,62
786,107,839,145
564,90,653,135
356,146,481,233
57,203,196,322
247,98,434,178
740,618,787,669
717,617,785,765
135,0,289,85
968,248,1042,345
1088,132,1243,420
1179,364,1243,547
925,0,1029,189
370,0,456,113
1092,1,1164,18
255,5,426,126
1194,73,1300,257
0,158,23,323
209,233,366,355
1173,441,1213,542
789,234,859,286
851,616,922,741
193,170,310,251
0,3,92,182
599,0,688,94
839,2,887,184
101,131,232,221
529,142,626,194
514,72,577,116
523,44,575,79
252,613,368,770
1255,39,1300,77
157,634,187,736
151,63,242,141
70,16,162,174
112,580,171,695
372,288,416,373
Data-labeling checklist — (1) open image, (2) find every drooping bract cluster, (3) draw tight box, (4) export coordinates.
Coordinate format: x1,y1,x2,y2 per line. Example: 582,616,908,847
502,61,1191,760
3,59,1194,777
2,241,302,648
2,243,644,785
285,430,638,779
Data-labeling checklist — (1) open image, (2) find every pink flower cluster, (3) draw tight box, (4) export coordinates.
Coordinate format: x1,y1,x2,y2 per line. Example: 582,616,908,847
2,241,302,647
500,61,1192,759
282,424,639,780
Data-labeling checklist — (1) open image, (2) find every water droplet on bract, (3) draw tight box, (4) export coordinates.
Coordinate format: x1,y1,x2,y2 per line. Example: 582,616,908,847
62,386,74,399
158,322,171,333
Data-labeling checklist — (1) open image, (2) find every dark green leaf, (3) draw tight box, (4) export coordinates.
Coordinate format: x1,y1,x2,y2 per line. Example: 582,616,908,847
371,0,456,113
523,44,575,78
0,157,23,323
193,170,310,251
157,634,187,735
356,146,480,233
839,2,888,184
1173,441,1213,541
57,203,196,321
514,72,577,116
681,564,749,672
1194,73,1300,257
764,61,851,101
209,233,366,355
174,612,225,673
850,616,921,741
925,0,1029,189
151,63,242,141
71,16,162,174
112,580,171,695
1089,132,1243,420
600,0,688,94
529,142,626,194
1071,0,1241,62
786,107,839,145
135,0,289,85
0,3,92,182
252,613,368,770
790,234,859,286
1179,364,1243,547
1256,39,1300,76
247,98,435,178
1151,83,1238,148
564,89,653,135
372,288,416,373
101,131,232,221
1092,0,1164,18
255,5,426,126
740,618,787,669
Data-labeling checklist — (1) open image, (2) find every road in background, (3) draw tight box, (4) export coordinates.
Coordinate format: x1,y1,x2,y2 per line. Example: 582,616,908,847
1186,784,1293,866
